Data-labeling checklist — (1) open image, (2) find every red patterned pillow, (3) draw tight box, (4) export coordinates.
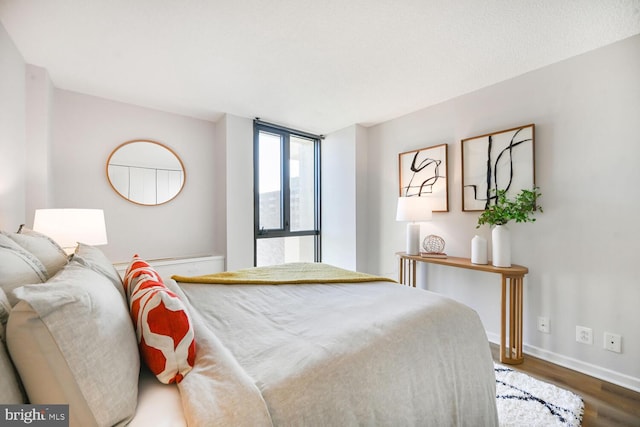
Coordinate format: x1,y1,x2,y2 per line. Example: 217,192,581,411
124,256,195,384
123,254,162,297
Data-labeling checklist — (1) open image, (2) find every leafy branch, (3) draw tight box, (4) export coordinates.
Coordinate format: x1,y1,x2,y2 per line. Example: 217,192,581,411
476,187,543,228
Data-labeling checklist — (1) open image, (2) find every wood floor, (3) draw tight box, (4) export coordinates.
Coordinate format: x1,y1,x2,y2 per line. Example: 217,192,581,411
490,344,640,426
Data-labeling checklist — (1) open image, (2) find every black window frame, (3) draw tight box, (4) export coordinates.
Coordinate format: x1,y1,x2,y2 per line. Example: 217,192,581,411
253,120,321,265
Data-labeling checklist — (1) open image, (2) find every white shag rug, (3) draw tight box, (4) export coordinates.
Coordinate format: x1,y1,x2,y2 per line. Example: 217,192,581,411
495,363,584,427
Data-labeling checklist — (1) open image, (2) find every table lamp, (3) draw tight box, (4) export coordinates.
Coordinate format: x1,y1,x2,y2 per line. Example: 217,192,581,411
396,197,432,255
33,209,108,254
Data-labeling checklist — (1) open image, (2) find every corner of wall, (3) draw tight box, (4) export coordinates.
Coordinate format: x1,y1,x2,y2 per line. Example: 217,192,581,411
0,21,27,229
25,64,55,219
321,125,357,270
355,125,369,273
223,114,255,271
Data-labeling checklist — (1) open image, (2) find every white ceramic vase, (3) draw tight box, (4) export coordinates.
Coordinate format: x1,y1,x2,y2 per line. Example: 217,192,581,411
471,235,488,264
492,225,511,267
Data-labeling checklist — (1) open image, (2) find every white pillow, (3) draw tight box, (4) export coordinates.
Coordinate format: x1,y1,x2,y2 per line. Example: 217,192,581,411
73,242,125,301
0,288,25,404
0,288,9,329
0,337,24,404
8,228,69,278
0,234,48,306
7,261,139,425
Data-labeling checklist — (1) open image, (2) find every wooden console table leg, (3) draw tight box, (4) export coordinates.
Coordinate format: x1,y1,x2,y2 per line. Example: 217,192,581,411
398,256,417,287
500,274,524,364
411,259,416,287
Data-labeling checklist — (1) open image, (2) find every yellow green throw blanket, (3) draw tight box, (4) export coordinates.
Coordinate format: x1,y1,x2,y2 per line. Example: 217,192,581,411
172,262,396,285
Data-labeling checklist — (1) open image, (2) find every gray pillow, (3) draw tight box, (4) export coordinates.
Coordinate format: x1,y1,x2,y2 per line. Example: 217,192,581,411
0,234,48,306
0,288,9,328
0,288,25,404
7,261,139,425
0,337,24,404
9,228,69,278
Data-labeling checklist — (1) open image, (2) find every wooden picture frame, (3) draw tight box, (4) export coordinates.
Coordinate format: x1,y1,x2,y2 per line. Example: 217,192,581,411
398,143,448,212
461,124,535,211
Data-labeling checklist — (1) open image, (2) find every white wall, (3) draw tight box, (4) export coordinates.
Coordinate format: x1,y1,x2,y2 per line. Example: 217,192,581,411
322,126,357,269
25,65,54,216
322,124,370,272
50,90,221,263
0,22,26,229
222,114,255,271
364,34,640,390
354,125,369,273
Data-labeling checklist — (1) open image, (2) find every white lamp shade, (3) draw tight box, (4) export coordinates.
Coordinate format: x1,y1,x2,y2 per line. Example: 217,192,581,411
396,197,432,222
33,209,108,253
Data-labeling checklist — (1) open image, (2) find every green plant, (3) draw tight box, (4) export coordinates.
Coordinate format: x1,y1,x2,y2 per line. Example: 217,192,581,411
476,188,543,228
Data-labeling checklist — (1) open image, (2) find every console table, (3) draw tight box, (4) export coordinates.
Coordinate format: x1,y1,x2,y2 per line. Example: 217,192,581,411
397,252,528,365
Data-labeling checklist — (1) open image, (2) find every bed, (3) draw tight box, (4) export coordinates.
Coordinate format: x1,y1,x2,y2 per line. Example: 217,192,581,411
0,229,498,426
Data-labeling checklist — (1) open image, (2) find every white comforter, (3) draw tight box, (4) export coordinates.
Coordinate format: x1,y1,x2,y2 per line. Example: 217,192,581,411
166,279,498,426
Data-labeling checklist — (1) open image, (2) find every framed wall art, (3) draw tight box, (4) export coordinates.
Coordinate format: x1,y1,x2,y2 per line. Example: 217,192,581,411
461,124,535,211
398,143,448,212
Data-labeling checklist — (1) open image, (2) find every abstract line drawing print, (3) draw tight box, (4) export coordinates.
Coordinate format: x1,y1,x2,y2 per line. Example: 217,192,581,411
462,124,535,211
398,143,448,212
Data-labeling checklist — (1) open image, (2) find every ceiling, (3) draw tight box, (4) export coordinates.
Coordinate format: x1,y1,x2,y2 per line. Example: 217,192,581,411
1,1,639,134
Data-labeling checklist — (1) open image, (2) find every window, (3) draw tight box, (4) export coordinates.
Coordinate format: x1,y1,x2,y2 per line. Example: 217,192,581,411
254,121,321,266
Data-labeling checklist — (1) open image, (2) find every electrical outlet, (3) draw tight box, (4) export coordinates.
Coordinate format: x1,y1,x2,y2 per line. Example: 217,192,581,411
604,332,622,353
537,316,550,333
576,326,593,345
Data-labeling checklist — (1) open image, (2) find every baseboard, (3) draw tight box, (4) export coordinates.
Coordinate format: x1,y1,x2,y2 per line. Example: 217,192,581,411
486,332,640,393
522,343,640,393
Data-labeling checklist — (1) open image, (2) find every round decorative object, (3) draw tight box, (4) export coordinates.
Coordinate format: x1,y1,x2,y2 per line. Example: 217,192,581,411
422,234,445,254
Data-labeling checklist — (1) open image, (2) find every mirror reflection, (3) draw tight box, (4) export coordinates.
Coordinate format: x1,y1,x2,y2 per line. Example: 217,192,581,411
106,140,185,206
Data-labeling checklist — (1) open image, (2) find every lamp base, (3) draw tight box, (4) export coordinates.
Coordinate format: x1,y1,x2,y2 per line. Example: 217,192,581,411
406,222,420,255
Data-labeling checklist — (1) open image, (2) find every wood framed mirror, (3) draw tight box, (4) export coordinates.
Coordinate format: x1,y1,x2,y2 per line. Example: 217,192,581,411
106,140,186,206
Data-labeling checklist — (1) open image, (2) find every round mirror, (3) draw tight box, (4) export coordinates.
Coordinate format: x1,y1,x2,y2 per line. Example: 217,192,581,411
106,140,186,206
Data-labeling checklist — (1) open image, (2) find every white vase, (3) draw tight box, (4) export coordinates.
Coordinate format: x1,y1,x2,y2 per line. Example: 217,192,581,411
471,235,488,264
492,225,511,267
